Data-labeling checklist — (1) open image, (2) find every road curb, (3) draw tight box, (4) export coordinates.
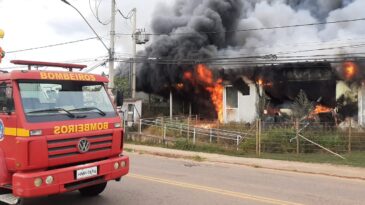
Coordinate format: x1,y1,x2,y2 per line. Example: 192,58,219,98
124,144,365,180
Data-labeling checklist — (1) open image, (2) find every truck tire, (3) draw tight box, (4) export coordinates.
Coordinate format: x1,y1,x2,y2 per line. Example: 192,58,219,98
79,182,107,197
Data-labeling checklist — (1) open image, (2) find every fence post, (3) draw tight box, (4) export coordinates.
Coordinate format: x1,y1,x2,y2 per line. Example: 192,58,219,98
236,135,239,151
163,125,166,145
193,128,196,145
295,119,300,156
139,119,142,134
180,124,183,135
258,119,261,157
195,115,198,125
187,117,190,141
209,128,212,143
256,119,261,157
256,119,259,156
348,118,352,154
123,114,126,129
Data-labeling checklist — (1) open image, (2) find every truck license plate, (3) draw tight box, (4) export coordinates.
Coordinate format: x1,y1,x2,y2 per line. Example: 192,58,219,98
76,166,98,180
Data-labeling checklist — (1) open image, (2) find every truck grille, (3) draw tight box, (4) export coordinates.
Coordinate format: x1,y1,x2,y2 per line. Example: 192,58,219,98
47,134,113,159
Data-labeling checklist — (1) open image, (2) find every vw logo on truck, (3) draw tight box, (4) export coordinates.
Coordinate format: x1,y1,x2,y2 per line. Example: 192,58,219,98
78,138,91,153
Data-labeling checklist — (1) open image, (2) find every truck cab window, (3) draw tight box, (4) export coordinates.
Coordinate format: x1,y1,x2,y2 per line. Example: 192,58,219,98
19,81,117,122
0,82,13,113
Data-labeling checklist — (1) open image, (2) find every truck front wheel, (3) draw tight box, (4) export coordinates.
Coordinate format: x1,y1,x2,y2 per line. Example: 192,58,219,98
79,182,107,197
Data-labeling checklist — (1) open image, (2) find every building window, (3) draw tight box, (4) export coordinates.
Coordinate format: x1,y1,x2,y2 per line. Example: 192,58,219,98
240,83,250,96
226,86,238,108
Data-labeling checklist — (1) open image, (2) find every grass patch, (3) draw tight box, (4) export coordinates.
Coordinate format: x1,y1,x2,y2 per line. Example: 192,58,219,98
124,148,133,152
259,152,365,167
126,140,365,168
191,155,205,162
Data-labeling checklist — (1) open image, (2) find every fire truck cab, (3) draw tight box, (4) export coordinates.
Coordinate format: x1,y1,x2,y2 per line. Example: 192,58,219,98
0,60,129,204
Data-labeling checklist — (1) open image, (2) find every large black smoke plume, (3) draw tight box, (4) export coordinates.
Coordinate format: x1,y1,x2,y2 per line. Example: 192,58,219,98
116,0,365,119
137,0,242,94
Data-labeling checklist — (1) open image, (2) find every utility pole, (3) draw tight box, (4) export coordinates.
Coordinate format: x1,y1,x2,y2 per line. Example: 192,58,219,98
131,8,137,98
170,90,173,120
60,0,114,87
109,0,116,89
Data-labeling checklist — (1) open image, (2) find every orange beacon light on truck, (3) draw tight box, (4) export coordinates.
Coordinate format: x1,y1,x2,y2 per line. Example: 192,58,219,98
0,29,4,63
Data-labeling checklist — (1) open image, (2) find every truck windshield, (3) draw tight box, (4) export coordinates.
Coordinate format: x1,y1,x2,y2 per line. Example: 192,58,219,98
18,81,117,122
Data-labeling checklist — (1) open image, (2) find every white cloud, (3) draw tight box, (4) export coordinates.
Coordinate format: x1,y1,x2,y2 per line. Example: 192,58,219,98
0,0,172,73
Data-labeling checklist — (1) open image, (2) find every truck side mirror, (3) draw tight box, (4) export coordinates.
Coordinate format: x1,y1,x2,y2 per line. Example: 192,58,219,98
116,90,123,107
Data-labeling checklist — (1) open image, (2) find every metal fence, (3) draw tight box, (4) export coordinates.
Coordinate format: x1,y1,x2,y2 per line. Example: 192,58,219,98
136,116,255,150
131,116,365,158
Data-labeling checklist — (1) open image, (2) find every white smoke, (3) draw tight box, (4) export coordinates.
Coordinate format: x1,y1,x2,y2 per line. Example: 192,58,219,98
220,0,365,59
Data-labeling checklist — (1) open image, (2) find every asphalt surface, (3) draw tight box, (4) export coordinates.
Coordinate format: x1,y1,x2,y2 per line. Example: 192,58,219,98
23,152,365,205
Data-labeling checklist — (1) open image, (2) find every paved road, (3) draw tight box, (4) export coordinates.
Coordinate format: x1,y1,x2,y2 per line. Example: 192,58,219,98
24,153,365,205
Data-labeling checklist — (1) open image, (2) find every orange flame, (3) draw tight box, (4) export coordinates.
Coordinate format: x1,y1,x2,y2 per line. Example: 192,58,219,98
257,78,264,86
196,64,213,84
256,78,273,87
183,64,223,122
176,83,184,90
183,72,193,80
312,105,332,115
343,61,357,80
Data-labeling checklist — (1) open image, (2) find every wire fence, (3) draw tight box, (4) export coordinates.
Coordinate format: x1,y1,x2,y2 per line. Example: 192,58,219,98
129,116,365,158
136,116,255,150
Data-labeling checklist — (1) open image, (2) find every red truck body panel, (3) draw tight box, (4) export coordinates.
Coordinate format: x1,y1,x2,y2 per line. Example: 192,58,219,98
0,62,129,198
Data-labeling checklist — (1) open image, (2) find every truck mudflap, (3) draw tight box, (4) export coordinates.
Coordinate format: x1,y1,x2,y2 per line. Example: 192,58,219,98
11,155,129,198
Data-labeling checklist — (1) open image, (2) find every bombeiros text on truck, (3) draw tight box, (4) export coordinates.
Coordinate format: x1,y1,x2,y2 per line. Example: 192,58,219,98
0,59,129,205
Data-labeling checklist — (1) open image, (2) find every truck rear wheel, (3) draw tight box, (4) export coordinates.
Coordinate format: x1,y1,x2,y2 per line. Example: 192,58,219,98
79,182,107,197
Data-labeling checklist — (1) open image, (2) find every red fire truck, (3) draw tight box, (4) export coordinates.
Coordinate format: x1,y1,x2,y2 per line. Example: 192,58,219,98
0,60,129,204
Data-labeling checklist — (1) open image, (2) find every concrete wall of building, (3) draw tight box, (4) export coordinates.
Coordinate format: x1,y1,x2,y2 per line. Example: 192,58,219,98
120,99,142,126
223,84,258,123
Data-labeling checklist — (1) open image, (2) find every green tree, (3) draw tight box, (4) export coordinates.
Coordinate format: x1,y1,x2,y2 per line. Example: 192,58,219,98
114,77,131,98
291,90,314,120
255,83,270,119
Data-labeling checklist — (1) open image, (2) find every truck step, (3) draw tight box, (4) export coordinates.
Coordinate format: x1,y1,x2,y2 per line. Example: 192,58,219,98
0,194,20,205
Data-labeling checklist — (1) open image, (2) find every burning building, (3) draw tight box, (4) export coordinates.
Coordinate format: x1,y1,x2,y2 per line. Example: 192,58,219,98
116,0,365,125
220,61,360,123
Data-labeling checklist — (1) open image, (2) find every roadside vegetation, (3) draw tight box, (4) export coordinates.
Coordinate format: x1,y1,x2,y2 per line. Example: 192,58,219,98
126,120,365,168
126,138,365,167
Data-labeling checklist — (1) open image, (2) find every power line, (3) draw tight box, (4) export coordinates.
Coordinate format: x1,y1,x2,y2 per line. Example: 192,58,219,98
117,9,134,20
146,17,365,36
276,43,365,55
83,60,108,73
89,0,111,25
6,16,365,58
6,37,98,54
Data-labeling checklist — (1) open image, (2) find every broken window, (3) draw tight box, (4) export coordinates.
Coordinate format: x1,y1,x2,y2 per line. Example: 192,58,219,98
226,86,238,108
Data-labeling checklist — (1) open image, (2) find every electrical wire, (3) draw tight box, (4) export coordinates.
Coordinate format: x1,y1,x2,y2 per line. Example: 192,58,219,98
110,17,365,36
6,37,98,54
117,9,134,20
83,60,108,73
89,0,111,25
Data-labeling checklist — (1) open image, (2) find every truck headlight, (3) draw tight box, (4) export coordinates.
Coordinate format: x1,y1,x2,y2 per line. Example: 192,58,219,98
114,122,122,128
45,176,54,185
120,161,127,168
114,162,120,170
34,177,43,187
